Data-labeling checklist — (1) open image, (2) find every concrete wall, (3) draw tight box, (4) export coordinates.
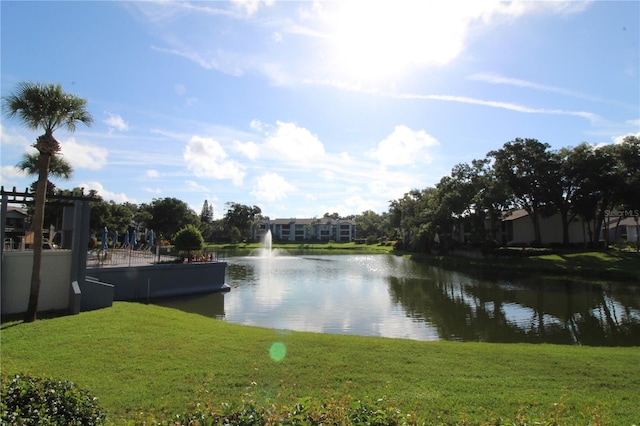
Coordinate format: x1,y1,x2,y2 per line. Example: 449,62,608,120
87,262,228,301
81,277,114,312
1,250,73,315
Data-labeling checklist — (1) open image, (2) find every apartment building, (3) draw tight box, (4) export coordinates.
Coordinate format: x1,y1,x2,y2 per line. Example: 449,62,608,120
253,217,356,242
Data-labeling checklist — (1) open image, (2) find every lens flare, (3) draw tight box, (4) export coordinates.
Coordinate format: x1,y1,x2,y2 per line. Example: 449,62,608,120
269,341,286,362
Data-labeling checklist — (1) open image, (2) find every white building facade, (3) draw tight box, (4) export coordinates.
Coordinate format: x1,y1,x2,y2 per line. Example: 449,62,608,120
253,218,357,242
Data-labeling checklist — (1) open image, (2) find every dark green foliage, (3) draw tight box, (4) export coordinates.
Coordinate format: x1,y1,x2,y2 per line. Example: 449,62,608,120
152,398,406,425
143,197,200,242
1,374,104,425
223,202,262,241
173,224,205,254
200,199,214,224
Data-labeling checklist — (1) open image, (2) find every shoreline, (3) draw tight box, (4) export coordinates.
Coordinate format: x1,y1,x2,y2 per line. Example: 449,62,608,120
209,242,639,284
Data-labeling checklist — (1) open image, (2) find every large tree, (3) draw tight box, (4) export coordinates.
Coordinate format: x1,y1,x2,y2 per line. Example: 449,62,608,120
143,197,199,242
3,82,92,322
223,202,261,241
489,138,554,246
354,210,390,241
546,146,584,246
200,199,214,224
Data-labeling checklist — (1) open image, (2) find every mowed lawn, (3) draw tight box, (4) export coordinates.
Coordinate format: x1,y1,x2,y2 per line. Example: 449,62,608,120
1,302,639,425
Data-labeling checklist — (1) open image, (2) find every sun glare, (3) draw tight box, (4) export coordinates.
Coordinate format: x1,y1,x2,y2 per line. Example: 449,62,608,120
324,2,483,82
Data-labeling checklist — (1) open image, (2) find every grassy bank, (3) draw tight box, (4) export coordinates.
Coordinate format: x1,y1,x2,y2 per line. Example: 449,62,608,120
2,303,638,424
207,241,394,254
406,249,640,283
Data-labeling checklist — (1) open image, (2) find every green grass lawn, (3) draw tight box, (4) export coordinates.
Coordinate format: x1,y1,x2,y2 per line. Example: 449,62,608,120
207,241,394,255
2,302,639,425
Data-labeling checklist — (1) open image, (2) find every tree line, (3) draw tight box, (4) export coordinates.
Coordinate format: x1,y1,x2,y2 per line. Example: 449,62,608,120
27,136,640,253
386,136,640,252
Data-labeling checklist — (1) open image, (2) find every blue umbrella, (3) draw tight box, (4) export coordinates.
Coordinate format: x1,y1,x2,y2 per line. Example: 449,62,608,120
132,230,137,247
113,230,119,247
123,230,130,247
148,229,154,248
100,227,108,250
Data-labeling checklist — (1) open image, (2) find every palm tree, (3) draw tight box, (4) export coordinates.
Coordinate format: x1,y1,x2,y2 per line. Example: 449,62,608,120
18,152,74,231
17,151,73,194
3,82,92,322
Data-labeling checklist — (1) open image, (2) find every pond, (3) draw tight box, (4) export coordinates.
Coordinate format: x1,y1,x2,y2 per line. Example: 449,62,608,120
154,253,640,346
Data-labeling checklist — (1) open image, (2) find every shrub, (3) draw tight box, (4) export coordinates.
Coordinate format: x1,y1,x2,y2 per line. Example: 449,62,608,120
365,235,378,245
153,398,406,425
173,225,205,255
1,373,104,425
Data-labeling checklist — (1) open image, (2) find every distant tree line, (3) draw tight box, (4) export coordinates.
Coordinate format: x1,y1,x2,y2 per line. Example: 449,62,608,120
387,136,639,252
23,136,639,251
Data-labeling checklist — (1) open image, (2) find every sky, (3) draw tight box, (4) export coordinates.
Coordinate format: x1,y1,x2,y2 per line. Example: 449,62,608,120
1,1,638,220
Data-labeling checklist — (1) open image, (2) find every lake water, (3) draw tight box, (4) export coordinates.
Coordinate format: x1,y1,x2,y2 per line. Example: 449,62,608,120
154,253,640,346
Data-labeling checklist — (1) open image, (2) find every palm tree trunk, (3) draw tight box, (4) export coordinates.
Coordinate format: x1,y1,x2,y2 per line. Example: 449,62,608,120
24,152,51,322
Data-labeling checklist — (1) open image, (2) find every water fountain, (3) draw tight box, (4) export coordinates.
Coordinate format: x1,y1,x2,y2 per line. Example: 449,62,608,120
264,229,273,255
253,229,277,257
252,229,289,257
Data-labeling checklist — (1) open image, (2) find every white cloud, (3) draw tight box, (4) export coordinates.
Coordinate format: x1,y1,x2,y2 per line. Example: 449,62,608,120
0,125,31,147
59,138,108,170
317,195,377,219
469,72,621,105
231,0,274,16
146,169,160,178
319,170,335,181
1,165,23,180
233,140,260,160
343,193,379,214
185,180,209,192
144,187,162,194
370,125,439,167
104,113,129,132
79,181,134,204
137,0,591,88
265,121,325,163
151,45,248,77
250,119,265,131
397,93,601,123
251,172,296,202
183,135,245,185
614,131,640,144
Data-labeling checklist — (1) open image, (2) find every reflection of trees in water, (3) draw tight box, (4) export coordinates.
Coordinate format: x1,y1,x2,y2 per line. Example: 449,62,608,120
226,262,259,287
387,267,640,346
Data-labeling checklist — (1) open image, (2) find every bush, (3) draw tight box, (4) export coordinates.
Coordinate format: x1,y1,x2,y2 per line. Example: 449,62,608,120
365,235,378,245
1,373,104,425
153,398,406,425
173,225,205,255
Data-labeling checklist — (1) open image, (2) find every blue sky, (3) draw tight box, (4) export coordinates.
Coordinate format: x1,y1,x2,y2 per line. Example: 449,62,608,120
1,1,638,219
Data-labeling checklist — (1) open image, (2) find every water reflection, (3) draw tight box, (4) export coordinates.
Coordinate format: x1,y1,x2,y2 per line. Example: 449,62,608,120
155,254,640,346
387,265,640,345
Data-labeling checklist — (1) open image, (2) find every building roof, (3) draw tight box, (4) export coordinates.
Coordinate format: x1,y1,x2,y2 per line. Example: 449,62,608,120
501,209,529,221
259,218,356,225
604,216,639,227
6,205,27,217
